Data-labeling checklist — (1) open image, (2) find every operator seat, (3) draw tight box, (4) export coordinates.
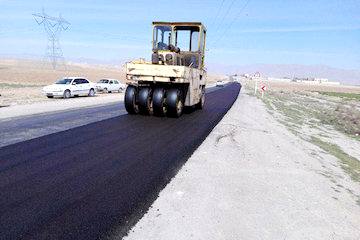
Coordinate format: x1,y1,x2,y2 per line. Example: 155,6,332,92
183,54,199,68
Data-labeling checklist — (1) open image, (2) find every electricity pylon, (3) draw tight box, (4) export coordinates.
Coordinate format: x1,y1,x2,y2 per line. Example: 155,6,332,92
33,9,70,69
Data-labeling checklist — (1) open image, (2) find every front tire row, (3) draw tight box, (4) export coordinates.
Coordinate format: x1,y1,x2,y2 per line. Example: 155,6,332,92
124,85,139,114
153,88,167,116
124,86,203,118
166,88,183,118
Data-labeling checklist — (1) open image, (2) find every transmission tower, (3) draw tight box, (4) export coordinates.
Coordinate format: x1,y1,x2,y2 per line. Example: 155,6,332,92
33,9,70,69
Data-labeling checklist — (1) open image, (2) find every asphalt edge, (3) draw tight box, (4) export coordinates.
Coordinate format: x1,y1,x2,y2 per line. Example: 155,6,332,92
108,83,242,240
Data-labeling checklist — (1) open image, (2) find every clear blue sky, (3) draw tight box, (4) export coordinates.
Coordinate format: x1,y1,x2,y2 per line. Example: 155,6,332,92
0,0,359,70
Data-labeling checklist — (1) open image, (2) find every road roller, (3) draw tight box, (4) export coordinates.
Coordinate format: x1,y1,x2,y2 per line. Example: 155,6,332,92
124,22,207,118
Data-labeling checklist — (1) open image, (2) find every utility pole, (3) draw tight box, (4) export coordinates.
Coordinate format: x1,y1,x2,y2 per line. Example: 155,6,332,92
33,9,70,69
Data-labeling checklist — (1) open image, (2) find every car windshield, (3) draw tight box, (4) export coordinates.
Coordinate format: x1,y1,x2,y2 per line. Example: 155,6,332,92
56,78,73,84
98,79,109,83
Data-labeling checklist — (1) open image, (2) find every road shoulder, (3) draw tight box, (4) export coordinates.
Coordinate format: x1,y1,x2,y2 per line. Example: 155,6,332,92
0,93,124,120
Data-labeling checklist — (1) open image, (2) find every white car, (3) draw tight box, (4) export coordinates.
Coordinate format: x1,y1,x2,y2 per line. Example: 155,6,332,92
42,77,96,99
95,79,125,93
216,80,226,87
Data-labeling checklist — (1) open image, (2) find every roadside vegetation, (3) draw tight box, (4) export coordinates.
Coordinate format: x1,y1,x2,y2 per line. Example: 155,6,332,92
243,79,360,190
318,91,360,101
0,83,43,88
311,136,360,183
261,90,360,140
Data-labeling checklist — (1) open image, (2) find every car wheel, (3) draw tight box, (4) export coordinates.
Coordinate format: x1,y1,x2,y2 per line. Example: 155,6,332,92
88,88,95,97
104,88,108,93
63,90,71,99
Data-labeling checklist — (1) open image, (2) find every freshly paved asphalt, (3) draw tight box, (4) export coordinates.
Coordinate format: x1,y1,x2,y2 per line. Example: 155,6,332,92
0,83,241,240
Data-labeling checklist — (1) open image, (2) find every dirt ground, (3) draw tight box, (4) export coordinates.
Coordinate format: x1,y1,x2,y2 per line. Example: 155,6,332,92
0,59,126,85
0,59,223,107
244,78,360,184
0,59,125,106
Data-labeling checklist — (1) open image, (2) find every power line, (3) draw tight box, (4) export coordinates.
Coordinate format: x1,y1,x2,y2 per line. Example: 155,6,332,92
33,8,70,69
212,0,237,38
210,0,226,28
210,0,251,47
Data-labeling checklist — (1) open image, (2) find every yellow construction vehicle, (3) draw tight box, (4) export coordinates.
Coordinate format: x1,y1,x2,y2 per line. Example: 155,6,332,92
124,22,207,117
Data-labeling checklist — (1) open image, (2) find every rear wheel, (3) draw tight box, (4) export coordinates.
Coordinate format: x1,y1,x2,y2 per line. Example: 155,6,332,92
196,88,205,109
166,88,183,118
138,87,153,115
88,88,95,97
63,90,71,99
124,85,139,114
153,88,167,116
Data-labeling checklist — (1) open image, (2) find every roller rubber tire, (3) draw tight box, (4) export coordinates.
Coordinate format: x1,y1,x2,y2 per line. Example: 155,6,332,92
124,85,139,114
166,88,183,118
196,89,205,109
153,88,167,116
138,87,153,115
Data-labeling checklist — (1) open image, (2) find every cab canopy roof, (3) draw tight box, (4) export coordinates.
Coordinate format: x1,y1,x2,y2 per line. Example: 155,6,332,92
152,21,206,31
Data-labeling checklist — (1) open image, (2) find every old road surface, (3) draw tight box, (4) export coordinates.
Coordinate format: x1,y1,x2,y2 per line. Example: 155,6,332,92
0,83,241,240
0,86,219,147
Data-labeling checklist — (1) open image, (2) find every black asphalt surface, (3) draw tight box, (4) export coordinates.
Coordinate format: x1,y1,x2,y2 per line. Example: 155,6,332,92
0,83,241,240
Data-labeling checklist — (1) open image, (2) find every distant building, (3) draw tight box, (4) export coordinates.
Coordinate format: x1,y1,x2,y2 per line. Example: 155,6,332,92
314,78,328,83
322,81,340,85
267,77,291,82
293,77,340,85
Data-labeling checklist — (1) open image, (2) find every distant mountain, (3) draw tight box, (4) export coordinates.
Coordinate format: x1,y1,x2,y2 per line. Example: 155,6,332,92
208,63,360,86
